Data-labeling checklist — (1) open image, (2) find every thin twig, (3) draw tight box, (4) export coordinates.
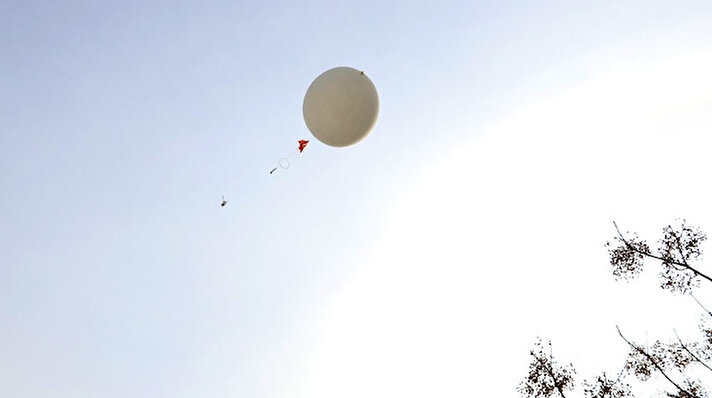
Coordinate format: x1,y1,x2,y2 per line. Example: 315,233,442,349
672,228,690,267
690,293,712,317
673,329,712,373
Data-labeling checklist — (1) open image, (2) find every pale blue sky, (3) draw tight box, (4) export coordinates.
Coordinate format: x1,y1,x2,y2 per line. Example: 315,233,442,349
2,1,712,397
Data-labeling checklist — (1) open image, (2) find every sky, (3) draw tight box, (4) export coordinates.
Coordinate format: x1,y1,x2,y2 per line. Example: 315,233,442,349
2,0,712,397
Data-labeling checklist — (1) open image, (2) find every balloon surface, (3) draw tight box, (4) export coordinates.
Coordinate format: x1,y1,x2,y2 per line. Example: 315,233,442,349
303,67,379,147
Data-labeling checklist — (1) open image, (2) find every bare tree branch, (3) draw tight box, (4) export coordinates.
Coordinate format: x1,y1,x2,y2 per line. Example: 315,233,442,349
674,329,712,373
533,353,569,398
612,221,712,285
616,325,695,397
519,339,575,398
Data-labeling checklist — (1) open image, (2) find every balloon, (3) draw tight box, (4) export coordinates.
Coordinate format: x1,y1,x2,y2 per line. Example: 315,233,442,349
303,67,379,147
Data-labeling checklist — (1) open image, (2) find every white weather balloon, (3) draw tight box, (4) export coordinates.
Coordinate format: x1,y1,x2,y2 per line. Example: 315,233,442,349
303,67,379,147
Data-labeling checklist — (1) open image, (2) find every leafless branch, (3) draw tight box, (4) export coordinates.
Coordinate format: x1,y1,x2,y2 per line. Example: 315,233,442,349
691,294,712,317
674,329,712,373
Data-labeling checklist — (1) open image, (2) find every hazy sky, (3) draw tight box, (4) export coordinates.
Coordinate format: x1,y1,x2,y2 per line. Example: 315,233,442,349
2,1,712,397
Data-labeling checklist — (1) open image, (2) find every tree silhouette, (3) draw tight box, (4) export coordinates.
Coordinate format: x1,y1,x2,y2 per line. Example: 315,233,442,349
519,339,576,398
520,220,712,398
